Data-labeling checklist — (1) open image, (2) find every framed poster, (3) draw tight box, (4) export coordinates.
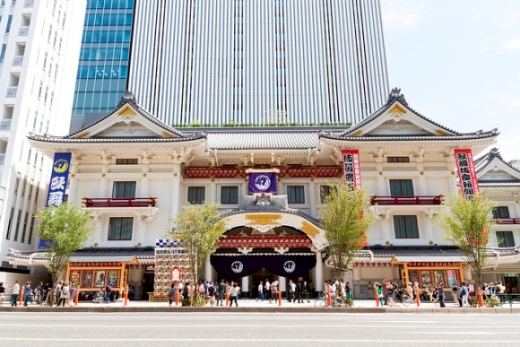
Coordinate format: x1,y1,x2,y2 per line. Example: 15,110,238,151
408,271,419,286
81,270,94,288
94,270,106,287
434,270,444,286
420,271,431,287
107,270,119,287
69,270,81,286
446,270,458,288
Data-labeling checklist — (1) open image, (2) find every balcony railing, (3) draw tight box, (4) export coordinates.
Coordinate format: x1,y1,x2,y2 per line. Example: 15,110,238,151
0,119,11,130
494,218,520,225
18,26,29,36
83,197,157,208
6,87,17,98
370,195,443,206
12,56,23,66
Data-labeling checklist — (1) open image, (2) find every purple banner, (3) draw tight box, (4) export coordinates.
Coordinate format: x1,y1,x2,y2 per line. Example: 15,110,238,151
210,255,316,279
249,172,277,193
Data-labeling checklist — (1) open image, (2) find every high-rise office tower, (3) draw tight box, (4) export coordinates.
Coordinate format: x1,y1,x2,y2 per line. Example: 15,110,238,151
128,0,389,126
71,0,134,124
0,0,85,281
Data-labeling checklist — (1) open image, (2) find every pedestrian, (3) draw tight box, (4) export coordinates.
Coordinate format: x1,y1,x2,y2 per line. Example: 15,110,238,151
345,281,352,300
436,278,446,308
217,279,226,306
69,283,77,306
168,283,175,306
207,281,217,306
58,282,70,307
229,283,240,307
23,282,34,307
0,282,5,305
11,281,20,306
376,283,384,306
257,281,264,302
55,281,63,306
302,280,311,303
294,281,302,303
35,282,44,304
105,284,112,303
287,280,295,302
264,279,271,302
459,282,469,307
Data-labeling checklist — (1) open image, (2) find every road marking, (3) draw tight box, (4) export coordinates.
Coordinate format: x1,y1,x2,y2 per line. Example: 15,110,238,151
0,337,519,343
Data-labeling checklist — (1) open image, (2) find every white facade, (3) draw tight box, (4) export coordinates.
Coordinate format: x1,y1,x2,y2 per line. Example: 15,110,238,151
128,0,389,126
0,0,86,283
22,90,520,299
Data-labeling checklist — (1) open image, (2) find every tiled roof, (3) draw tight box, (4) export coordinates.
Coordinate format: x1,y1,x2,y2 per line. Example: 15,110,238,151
207,131,320,150
26,134,206,143
366,245,464,258
475,147,520,175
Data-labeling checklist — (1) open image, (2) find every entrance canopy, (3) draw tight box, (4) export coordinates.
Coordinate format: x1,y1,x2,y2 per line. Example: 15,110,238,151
211,254,316,279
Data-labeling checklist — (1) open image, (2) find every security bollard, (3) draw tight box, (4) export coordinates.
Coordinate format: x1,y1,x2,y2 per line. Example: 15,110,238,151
75,286,80,306
375,292,379,307
124,285,129,306
278,284,282,307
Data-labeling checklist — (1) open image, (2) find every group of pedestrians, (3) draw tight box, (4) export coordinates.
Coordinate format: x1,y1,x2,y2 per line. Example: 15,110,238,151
2,280,78,307
256,279,313,303
169,279,242,307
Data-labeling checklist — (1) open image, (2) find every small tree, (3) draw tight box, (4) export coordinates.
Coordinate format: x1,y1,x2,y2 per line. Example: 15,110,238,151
440,194,496,283
36,203,92,286
320,182,374,280
169,203,226,302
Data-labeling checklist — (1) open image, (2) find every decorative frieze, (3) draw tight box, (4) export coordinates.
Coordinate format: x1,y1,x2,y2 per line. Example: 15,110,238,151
183,165,341,179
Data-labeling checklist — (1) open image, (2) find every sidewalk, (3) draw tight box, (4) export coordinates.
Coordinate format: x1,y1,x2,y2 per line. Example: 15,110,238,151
2,297,519,313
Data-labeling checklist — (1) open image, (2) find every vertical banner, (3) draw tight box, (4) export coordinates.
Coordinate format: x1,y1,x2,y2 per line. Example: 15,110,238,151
39,152,72,248
249,172,277,194
454,149,479,198
341,149,361,188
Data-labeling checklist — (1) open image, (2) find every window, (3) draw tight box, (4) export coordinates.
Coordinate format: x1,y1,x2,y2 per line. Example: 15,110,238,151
492,206,510,219
320,185,335,203
108,217,133,240
188,187,205,204
393,215,419,239
112,181,136,198
116,158,138,165
287,185,305,204
389,179,414,196
496,231,515,248
221,186,238,205
387,157,410,163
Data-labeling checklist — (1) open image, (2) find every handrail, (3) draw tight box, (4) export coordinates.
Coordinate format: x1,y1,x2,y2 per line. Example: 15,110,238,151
370,195,443,206
82,197,157,208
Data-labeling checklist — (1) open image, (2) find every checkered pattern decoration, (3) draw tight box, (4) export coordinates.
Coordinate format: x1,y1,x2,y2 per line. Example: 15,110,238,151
155,239,183,248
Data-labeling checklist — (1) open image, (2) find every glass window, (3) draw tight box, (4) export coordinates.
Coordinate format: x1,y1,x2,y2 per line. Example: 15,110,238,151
108,217,133,240
492,206,510,218
496,231,515,247
319,185,335,203
116,158,138,165
393,215,419,239
389,179,414,196
221,186,238,205
287,185,305,204
188,187,205,204
112,181,136,198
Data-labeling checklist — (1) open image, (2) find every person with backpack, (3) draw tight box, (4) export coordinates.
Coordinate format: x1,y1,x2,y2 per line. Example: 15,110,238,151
217,279,226,306
23,282,34,307
459,282,469,307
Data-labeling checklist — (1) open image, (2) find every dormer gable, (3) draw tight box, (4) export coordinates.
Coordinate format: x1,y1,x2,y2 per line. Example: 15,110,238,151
476,148,520,183
339,88,459,138
67,92,185,140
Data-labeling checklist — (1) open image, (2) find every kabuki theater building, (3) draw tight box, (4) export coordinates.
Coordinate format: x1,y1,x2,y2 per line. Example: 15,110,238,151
9,89,520,300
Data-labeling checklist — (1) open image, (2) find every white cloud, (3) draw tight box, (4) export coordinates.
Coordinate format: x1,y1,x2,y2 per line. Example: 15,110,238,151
503,37,520,52
381,0,427,31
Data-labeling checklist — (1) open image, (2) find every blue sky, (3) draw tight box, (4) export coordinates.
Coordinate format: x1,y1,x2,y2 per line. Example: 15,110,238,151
381,0,520,162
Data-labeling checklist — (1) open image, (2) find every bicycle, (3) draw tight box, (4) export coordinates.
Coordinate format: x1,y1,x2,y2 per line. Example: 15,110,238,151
314,293,346,307
399,294,414,307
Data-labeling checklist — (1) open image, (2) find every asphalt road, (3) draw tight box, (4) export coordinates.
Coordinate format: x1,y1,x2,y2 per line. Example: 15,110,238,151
0,312,518,347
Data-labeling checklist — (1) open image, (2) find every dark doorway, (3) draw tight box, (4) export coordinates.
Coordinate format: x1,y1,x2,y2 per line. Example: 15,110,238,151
142,272,155,301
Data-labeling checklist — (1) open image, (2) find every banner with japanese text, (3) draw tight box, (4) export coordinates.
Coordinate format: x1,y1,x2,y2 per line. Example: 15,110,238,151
249,172,277,194
341,149,361,188
39,152,71,248
454,149,479,198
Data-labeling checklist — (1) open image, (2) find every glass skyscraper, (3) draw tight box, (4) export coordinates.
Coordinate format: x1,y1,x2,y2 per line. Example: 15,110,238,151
72,0,134,118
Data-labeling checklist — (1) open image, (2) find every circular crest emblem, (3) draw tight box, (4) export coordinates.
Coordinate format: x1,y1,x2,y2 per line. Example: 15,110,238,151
231,261,244,274
254,174,271,191
53,159,69,173
283,260,296,273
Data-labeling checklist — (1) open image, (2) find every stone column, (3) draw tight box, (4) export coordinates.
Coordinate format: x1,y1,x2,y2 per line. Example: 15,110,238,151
314,251,324,292
241,276,250,298
170,163,182,219
205,258,213,282
68,159,79,203
308,179,317,218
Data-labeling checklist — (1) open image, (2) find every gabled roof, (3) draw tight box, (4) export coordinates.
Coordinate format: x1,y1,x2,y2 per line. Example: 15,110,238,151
320,88,498,142
475,148,520,185
28,92,206,144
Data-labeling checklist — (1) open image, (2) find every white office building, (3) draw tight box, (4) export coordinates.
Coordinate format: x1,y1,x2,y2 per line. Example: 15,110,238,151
0,0,85,284
128,0,390,126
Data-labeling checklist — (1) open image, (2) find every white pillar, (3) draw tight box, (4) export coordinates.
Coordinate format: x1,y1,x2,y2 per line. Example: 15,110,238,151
171,163,182,219
417,170,427,195
241,276,249,295
209,181,217,203
205,258,213,282
308,180,317,217
423,214,434,242
314,251,323,292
